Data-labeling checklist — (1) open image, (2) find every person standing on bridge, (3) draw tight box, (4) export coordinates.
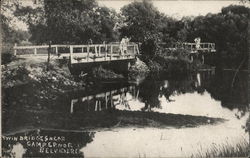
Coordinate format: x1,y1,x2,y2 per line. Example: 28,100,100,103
88,39,93,45
120,36,130,56
194,37,201,49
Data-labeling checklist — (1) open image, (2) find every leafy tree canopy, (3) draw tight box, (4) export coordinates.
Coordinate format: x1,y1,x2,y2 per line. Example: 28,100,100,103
14,0,120,44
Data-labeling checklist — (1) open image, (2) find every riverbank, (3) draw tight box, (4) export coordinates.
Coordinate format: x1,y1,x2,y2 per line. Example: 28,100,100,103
1,57,87,114
2,57,84,90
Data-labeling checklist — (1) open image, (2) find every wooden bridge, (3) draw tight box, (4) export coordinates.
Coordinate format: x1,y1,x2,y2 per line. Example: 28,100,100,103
13,42,140,74
166,42,216,53
13,42,139,62
13,42,215,66
69,43,139,64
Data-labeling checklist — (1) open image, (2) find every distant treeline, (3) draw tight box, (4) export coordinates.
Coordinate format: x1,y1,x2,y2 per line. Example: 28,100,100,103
2,0,249,68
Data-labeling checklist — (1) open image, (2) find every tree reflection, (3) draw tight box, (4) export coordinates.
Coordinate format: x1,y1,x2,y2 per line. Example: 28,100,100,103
206,70,248,112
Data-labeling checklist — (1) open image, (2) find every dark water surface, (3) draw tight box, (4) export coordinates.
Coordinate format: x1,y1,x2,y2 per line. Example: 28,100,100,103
2,69,249,157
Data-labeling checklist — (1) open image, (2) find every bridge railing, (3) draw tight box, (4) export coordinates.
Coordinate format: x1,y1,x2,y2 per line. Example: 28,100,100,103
170,42,216,52
70,43,139,64
13,44,72,56
13,43,140,61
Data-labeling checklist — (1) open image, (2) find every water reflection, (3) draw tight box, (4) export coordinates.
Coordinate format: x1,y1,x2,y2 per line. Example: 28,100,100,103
81,121,248,157
69,85,138,113
69,71,244,116
77,70,249,157
2,69,249,157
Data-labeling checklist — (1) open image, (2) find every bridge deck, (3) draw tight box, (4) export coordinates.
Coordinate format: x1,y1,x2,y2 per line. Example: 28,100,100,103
13,43,139,64
13,42,215,64
69,43,139,64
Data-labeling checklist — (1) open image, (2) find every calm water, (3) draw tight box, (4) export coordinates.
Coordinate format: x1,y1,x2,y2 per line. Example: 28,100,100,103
2,69,249,157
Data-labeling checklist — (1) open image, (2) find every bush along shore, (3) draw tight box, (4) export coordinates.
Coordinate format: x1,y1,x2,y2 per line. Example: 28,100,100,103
138,48,209,77
1,58,85,112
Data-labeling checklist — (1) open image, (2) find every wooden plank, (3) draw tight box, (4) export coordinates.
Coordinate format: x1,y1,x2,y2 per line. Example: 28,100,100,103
15,45,49,49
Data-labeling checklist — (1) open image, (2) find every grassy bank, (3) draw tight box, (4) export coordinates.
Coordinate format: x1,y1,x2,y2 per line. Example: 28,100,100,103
191,138,249,158
2,58,83,90
1,57,86,113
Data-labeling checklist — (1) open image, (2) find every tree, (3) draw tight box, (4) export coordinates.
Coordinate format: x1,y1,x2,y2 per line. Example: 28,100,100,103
120,0,162,42
120,0,168,56
43,0,119,44
1,1,30,50
14,0,119,44
179,5,250,68
14,3,46,44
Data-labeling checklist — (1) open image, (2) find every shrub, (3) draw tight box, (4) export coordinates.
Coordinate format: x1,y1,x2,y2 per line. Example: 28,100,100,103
91,66,124,80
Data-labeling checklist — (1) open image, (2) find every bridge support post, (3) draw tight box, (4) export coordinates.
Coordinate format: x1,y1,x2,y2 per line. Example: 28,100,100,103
14,43,17,56
95,46,97,56
70,45,73,64
99,45,101,56
34,48,37,55
55,46,58,55
128,61,131,70
110,45,113,60
87,46,89,62
105,92,108,109
190,55,193,62
201,54,205,64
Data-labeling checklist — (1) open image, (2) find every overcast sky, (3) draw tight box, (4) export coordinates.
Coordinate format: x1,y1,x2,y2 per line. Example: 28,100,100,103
14,0,250,30
98,0,247,18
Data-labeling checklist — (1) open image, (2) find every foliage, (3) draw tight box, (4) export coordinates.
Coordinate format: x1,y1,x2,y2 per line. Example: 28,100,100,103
143,48,196,74
120,0,170,56
177,5,250,67
14,2,47,44
120,0,162,41
1,1,30,44
1,0,31,63
91,66,124,80
14,0,120,44
1,52,16,65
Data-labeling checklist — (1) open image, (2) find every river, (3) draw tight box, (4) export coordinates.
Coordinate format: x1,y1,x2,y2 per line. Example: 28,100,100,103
2,69,249,157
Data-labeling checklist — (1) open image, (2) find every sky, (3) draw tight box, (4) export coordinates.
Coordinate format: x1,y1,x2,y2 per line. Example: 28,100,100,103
98,0,247,18
10,0,250,30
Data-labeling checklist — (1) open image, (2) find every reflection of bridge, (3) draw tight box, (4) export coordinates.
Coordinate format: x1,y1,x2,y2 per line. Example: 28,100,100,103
69,72,211,113
70,85,139,113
